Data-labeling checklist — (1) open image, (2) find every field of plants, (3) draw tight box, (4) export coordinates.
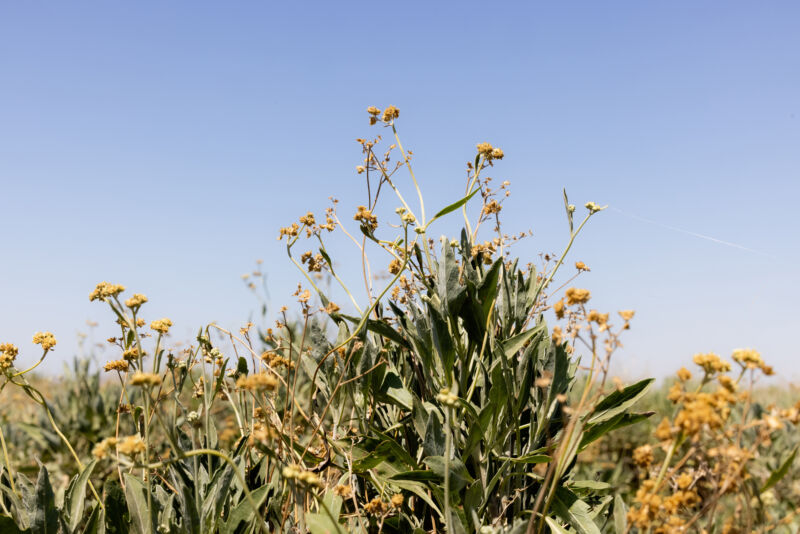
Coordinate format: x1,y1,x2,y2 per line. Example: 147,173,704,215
1,108,798,533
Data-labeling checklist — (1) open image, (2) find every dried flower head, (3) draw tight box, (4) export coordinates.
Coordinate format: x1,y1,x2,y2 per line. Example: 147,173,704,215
382,105,399,123
32,332,57,351
130,372,162,387
125,294,148,309
90,282,125,301
104,359,130,373
150,318,173,334
632,444,654,468
237,372,278,392
92,437,118,459
0,343,19,370
565,287,591,306
117,435,146,457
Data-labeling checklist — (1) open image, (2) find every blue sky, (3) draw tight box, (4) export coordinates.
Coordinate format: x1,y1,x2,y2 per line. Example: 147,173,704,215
2,2,799,378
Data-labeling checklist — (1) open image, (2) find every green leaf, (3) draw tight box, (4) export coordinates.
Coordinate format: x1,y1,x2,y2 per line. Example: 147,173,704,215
588,378,654,424
544,517,570,534
65,459,97,533
122,474,151,534
563,188,573,234
499,323,545,360
500,452,551,464
31,465,58,534
340,314,409,349
389,470,440,483
551,486,601,534
102,480,128,534
423,412,446,458
423,456,472,494
377,371,413,411
613,494,627,534
306,491,344,534
570,480,612,493
580,412,654,451
761,445,798,492
431,188,480,222
223,484,271,534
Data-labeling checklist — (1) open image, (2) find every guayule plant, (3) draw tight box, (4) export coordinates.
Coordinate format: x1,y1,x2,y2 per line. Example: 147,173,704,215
0,107,653,533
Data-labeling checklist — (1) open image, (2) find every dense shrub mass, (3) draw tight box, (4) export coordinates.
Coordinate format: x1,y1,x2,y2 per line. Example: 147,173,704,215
1,108,798,533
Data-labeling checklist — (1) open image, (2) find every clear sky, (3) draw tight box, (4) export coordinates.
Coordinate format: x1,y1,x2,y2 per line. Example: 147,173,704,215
2,2,799,378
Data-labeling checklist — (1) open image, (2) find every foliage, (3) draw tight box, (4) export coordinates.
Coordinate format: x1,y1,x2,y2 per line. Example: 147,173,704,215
0,107,797,533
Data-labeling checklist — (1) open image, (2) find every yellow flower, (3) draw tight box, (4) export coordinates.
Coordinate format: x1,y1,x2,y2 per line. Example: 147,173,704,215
476,142,494,155
150,318,173,334
388,258,403,275
89,281,125,301
693,352,731,374
0,343,18,370
354,205,378,230
130,372,162,387
382,105,399,122
565,287,591,305
92,437,118,459
731,348,763,369
676,367,692,381
122,347,144,360
632,444,654,468
553,299,565,319
124,294,148,309
104,359,129,372
237,372,278,392
32,332,57,351
117,435,146,457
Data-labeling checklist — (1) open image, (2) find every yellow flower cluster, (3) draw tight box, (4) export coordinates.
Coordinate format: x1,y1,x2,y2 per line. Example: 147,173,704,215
364,497,389,515
483,199,502,215
0,343,18,370
117,434,146,457
476,142,504,160
673,387,736,437
130,372,162,387
627,478,700,531
388,258,402,275
150,318,173,334
261,351,295,369
300,251,325,272
299,211,315,226
237,372,278,392
122,347,144,361
471,239,499,264
89,281,125,301
103,359,129,372
124,294,148,308
731,348,768,371
692,352,731,374
632,444,654,468
92,437,118,459
32,331,57,351
278,222,300,240
382,105,400,123
353,205,378,231
586,309,610,331
565,287,591,305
